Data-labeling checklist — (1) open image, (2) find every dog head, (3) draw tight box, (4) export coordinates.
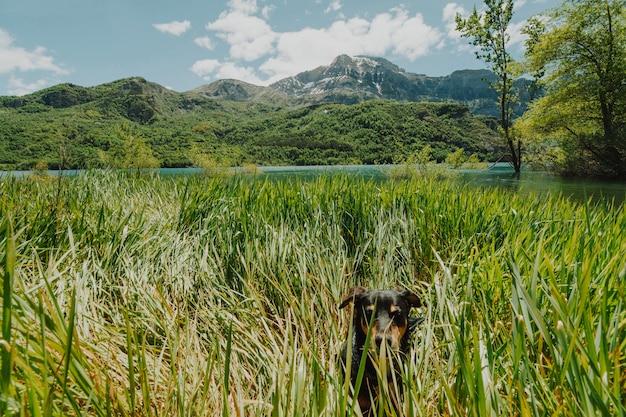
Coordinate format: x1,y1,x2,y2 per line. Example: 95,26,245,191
339,286,422,351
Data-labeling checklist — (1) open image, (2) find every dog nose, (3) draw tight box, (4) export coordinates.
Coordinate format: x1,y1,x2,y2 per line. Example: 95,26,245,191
375,334,392,347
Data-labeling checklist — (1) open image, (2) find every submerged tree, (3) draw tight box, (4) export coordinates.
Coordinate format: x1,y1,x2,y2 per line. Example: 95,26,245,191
456,0,521,172
520,0,626,177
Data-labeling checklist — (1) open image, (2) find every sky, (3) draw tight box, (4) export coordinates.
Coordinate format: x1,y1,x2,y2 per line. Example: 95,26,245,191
0,0,560,96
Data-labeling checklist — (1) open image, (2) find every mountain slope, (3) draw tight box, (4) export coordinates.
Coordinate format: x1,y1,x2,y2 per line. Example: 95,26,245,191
0,56,513,170
266,55,532,116
270,55,423,100
0,86,503,170
1,77,186,124
191,55,533,117
192,79,292,108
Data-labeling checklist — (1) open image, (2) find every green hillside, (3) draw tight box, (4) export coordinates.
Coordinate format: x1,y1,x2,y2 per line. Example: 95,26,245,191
0,77,503,170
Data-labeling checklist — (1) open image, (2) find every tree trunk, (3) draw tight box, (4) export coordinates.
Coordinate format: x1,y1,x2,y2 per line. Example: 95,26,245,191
505,132,521,173
501,76,521,172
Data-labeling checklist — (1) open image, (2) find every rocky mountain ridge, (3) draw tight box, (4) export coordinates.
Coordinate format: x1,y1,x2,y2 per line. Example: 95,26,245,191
2,55,531,118
195,55,532,117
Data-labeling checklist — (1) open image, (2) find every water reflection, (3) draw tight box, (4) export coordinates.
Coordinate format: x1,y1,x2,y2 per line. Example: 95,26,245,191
246,164,625,204
458,166,625,204
2,164,624,205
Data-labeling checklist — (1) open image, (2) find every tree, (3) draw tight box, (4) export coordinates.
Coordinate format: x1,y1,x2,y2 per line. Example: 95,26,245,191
103,121,160,172
456,0,521,172
520,0,626,177
445,147,466,168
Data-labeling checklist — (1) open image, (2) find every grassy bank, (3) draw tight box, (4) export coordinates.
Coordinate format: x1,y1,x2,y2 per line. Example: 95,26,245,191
0,172,624,416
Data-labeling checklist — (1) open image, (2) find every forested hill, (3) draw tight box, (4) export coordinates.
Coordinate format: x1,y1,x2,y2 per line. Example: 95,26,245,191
0,76,505,170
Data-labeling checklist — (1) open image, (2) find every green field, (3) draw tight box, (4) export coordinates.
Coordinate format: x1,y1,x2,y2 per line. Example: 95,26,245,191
1,172,624,416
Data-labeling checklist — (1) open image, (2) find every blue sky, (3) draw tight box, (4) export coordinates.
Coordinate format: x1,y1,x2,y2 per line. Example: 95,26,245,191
0,0,559,96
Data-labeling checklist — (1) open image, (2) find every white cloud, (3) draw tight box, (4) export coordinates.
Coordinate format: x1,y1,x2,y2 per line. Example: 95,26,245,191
190,59,221,77
442,3,529,52
212,62,265,84
190,59,265,85
207,10,276,61
194,36,214,50
194,5,444,85
7,76,50,96
442,3,467,42
153,20,191,36
261,5,275,19
227,0,258,15
0,28,68,75
259,8,442,82
382,8,444,59
325,1,342,14
507,20,529,49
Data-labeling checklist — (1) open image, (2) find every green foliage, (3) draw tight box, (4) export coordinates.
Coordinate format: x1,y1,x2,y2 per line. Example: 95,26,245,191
0,79,503,170
443,149,487,170
389,145,450,179
445,148,466,168
188,143,234,176
456,0,522,172
101,121,160,171
0,173,623,415
407,144,434,166
521,0,626,177
239,101,502,166
455,0,514,79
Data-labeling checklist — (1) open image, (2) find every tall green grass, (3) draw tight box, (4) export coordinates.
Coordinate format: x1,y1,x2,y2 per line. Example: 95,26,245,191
0,171,624,416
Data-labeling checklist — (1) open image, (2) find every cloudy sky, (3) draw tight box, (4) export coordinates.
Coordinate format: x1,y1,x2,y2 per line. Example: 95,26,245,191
1,0,558,96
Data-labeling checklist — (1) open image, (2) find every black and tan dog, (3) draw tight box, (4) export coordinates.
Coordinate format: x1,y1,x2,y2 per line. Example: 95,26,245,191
339,286,423,416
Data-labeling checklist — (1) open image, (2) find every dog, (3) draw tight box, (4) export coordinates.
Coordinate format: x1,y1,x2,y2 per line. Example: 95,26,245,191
339,286,423,416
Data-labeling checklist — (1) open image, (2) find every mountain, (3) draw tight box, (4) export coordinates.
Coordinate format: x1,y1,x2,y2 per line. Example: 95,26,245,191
0,57,516,170
0,77,188,124
268,55,533,116
270,55,421,100
192,79,292,108
198,55,532,117
3,55,530,119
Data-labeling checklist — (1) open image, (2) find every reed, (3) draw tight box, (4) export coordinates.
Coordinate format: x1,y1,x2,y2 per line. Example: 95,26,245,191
0,171,623,416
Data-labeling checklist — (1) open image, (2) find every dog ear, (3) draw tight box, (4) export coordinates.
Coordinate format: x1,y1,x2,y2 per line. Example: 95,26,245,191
339,286,367,309
400,290,422,308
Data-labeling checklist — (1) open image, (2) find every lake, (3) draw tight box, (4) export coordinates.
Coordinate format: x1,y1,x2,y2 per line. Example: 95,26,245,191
3,164,625,205
161,164,625,205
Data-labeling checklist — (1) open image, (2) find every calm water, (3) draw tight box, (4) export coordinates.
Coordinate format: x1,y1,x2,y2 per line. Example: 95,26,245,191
456,166,625,204
3,164,625,205
161,164,625,205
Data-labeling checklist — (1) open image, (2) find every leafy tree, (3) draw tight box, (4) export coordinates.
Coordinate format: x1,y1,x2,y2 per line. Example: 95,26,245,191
520,16,546,102
103,122,160,172
32,160,49,176
521,0,626,177
445,148,466,168
456,0,521,172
